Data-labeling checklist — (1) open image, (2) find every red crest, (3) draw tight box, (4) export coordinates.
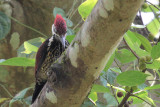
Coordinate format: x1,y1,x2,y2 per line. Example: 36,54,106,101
54,14,67,36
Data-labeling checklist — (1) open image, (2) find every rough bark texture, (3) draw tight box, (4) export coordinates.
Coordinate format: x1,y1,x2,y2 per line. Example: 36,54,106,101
31,0,144,107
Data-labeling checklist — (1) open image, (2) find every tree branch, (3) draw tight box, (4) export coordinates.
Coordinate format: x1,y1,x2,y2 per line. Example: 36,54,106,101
31,0,144,107
118,90,133,107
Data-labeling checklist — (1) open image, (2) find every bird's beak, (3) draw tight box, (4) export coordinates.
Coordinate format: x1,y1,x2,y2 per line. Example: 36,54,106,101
60,36,66,48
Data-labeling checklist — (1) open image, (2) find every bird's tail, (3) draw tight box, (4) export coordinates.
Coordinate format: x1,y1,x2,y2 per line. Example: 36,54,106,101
31,81,46,104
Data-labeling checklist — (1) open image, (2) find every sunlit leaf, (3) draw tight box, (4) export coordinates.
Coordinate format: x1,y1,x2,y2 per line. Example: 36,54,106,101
142,4,160,12
116,71,149,86
66,35,75,43
0,98,10,104
78,0,98,20
145,84,160,90
0,57,35,67
17,37,44,58
124,31,150,57
88,92,97,105
22,41,38,54
146,58,160,69
147,18,160,36
134,32,152,52
145,96,156,106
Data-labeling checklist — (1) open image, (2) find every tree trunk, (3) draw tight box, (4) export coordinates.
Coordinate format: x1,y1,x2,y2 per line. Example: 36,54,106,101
30,0,144,107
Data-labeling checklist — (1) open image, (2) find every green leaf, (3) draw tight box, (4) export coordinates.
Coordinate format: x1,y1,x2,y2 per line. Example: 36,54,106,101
88,92,97,105
116,71,149,86
124,30,141,48
10,32,20,50
91,84,110,93
103,52,115,71
110,67,121,73
145,84,160,90
9,87,32,107
66,35,75,43
22,41,38,54
0,11,11,40
78,0,98,20
138,83,147,90
142,5,160,12
115,49,136,64
134,32,152,53
53,7,66,18
147,18,160,36
0,98,10,104
24,96,32,105
145,96,156,106
124,31,150,57
100,75,107,87
151,42,160,60
106,69,117,85
17,37,44,58
64,18,73,27
146,58,160,69
0,57,35,67
103,93,118,106
67,28,74,36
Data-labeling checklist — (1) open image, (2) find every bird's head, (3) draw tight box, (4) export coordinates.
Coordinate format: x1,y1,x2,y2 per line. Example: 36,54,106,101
52,14,67,47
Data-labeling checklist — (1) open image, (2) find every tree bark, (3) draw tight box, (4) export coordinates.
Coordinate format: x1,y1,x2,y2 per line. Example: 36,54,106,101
31,0,144,107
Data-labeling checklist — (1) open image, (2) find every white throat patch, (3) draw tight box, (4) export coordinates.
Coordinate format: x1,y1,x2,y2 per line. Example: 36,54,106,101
52,24,56,35
48,36,54,47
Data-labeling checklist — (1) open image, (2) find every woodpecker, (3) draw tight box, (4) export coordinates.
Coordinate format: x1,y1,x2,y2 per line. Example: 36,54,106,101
31,14,69,103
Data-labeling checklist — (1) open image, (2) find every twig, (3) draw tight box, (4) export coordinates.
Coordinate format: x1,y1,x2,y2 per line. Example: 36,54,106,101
114,59,122,72
146,1,160,10
157,36,160,44
147,79,160,81
69,8,78,19
118,89,133,107
9,16,48,38
123,38,139,59
67,0,78,19
110,85,119,104
0,84,13,98
131,94,154,107
142,68,147,73
151,70,157,86
73,19,83,30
